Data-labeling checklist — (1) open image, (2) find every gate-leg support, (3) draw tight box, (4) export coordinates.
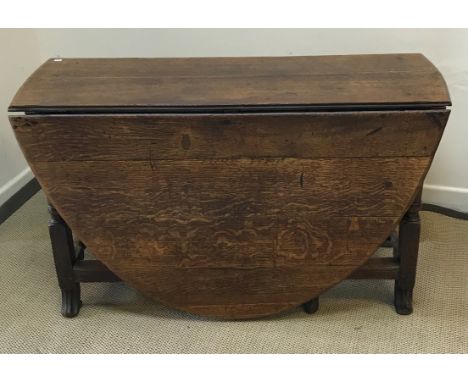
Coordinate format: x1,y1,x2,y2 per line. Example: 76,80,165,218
48,202,82,317
394,189,422,315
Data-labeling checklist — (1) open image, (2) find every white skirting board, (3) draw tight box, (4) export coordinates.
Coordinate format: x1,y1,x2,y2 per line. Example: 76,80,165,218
423,184,468,213
0,168,34,207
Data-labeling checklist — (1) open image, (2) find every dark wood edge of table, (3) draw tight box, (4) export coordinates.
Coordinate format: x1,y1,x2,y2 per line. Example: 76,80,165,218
9,102,451,115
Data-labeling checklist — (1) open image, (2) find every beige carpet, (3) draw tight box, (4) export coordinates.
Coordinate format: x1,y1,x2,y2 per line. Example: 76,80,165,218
0,191,467,353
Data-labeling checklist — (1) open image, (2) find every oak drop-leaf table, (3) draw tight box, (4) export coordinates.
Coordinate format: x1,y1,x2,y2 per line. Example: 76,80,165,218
8,54,451,319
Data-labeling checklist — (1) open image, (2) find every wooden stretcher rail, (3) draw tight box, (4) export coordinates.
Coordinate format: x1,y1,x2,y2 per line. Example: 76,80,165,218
73,256,400,283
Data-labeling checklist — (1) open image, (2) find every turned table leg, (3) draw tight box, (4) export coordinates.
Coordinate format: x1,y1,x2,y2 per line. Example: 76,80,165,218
48,202,82,317
394,189,422,315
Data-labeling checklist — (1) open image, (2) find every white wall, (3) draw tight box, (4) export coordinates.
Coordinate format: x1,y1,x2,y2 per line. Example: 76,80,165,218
0,29,42,206
1,29,468,210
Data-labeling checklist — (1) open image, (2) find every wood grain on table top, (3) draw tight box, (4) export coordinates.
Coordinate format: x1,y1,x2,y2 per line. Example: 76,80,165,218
9,54,450,112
